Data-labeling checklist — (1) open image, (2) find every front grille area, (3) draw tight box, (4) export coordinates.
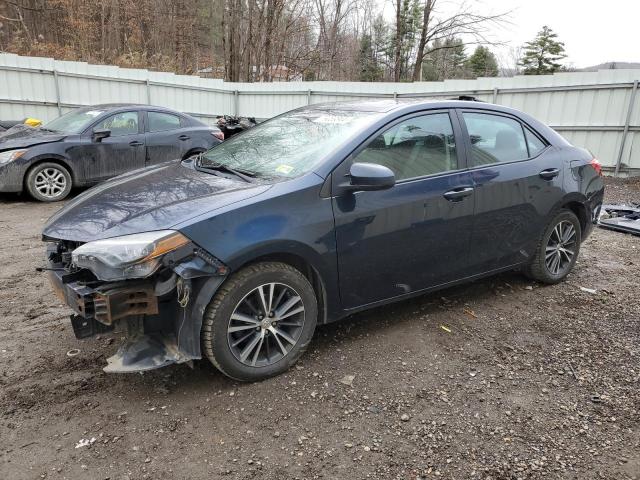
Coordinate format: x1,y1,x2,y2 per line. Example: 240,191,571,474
45,238,83,270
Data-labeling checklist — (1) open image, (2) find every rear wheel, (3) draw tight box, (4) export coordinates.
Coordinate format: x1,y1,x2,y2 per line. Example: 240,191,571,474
26,162,72,202
524,209,581,284
202,262,317,381
183,149,204,160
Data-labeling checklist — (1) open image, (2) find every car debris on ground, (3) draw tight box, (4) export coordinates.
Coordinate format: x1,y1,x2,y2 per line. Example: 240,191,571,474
599,203,640,236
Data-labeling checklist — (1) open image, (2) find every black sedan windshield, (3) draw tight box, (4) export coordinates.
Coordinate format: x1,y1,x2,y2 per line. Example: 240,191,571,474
200,108,381,178
44,108,106,134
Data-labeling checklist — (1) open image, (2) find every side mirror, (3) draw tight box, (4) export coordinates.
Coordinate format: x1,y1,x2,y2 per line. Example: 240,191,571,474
345,162,395,192
92,128,111,142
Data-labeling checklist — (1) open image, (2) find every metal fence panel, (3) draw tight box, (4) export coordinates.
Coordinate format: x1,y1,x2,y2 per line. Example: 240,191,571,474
0,53,638,174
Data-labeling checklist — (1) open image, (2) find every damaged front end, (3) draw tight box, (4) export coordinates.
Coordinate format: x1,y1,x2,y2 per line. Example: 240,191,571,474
44,231,228,373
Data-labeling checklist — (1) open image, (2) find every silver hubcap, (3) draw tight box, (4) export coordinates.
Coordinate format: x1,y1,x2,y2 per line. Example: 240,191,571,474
34,167,67,198
227,282,305,367
545,220,576,275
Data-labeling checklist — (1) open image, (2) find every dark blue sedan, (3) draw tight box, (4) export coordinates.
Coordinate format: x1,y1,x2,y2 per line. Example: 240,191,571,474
0,104,223,201
42,99,604,381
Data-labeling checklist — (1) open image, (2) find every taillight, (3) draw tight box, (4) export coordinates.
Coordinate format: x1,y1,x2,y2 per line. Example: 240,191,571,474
590,158,602,176
211,130,224,141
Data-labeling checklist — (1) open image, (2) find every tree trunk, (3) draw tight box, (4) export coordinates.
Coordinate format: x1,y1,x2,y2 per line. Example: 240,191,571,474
412,0,433,81
393,0,401,82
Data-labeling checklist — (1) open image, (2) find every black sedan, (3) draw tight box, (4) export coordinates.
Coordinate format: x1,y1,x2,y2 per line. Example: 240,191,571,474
0,104,223,201
43,99,604,381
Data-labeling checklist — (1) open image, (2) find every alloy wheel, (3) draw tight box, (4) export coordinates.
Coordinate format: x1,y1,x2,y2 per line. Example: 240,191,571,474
545,220,576,276
227,282,305,367
34,167,67,199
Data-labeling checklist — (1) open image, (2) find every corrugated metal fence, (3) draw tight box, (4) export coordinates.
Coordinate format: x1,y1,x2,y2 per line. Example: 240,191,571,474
1,53,638,174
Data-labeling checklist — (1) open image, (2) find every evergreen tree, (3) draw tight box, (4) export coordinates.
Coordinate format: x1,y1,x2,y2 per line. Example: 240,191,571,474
466,46,498,77
519,26,566,75
358,34,383,81
392,0,422,81
421,37,467,81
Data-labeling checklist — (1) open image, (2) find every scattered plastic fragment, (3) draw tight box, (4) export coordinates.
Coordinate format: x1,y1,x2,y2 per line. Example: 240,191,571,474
579,286,597,294
75,438,96,449
440,325,451,333
66,349,80,357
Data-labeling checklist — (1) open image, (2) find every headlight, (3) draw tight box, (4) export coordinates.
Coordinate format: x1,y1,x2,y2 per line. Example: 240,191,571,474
0,149,27,165
72,230,190,281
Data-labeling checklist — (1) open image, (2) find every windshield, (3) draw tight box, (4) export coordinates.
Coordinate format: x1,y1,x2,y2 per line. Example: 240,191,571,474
199,108,381,178
44,109,106,134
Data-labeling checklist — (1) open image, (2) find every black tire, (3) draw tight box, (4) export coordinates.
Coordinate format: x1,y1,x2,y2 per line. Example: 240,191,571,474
25,162,72,202
202,262,318,381
524,209,581,284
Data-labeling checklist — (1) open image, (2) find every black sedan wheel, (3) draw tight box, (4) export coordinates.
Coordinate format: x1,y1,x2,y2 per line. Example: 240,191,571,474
202,262,317,381
26,162,72,202
525,209,581,284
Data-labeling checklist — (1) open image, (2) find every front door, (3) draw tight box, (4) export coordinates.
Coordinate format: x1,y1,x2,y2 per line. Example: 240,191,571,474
458,109,565,273
332,111,475,309
82,110,146,181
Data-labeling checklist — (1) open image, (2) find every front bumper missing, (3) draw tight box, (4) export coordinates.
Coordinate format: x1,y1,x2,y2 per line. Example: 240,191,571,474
46,242,227,373
104,334,184,373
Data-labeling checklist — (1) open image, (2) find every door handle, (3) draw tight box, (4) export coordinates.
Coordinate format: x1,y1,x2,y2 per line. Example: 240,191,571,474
129,140,143,146
443,186,474,202
179,135,190,141
539,168,560,180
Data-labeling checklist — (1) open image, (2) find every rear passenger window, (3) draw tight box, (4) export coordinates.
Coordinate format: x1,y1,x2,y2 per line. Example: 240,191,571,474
148,112,181,132
462,112,528,166
354,113,458,181
524,127,547,156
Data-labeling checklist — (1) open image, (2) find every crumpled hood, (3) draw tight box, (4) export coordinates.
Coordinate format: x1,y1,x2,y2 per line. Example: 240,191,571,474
43,161,272,242
0,125,66,150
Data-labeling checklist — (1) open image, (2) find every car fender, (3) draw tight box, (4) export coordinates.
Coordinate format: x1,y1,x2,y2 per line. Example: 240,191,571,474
12,149,76,188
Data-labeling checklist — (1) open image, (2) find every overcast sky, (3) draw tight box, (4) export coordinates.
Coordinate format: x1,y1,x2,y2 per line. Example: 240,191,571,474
382,0,639,69
492,0,638,68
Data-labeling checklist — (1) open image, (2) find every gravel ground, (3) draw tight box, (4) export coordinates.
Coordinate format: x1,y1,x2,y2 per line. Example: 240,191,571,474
0,177,639,480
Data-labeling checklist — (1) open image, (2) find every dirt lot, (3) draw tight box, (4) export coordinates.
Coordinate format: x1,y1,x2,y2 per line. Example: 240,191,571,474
1,178,639,480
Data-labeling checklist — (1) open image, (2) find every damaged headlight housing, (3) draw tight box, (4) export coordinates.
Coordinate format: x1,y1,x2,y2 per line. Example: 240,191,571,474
0,149,27,165
72,230,190,281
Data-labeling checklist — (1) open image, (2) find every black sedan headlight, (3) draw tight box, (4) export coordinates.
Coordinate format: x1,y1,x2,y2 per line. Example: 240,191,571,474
0,149,27,165
71,230,190,281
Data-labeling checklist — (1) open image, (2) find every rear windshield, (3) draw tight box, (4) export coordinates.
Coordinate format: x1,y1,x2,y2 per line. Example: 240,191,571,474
200,108,382,178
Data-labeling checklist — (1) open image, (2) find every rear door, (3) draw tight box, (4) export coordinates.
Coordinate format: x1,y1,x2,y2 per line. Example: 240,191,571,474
332,110,476,309
458,109,564,273
80,110,145,181
144,111,190,165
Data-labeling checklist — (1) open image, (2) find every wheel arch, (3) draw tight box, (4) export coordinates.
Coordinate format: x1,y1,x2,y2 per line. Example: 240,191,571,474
562,201,588,233
231,251,329,325
182,148,206,160
546,192,587,233
24,155,76,187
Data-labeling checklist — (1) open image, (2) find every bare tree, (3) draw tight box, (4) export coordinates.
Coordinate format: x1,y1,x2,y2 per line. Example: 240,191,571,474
411,0,509,81
1,0,509,82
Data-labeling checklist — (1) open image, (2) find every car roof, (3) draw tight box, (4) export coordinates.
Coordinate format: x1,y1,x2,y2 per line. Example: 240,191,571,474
303,98,517,115
75,104,185,115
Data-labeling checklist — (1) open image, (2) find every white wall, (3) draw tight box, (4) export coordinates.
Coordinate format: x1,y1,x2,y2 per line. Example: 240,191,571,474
1,53,638,173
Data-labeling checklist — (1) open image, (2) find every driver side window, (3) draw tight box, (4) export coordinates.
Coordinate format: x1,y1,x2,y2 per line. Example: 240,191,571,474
353,112,458,181
95,111,139,137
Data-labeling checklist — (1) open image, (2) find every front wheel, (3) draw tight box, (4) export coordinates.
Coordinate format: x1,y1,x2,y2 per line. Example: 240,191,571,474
25,162,72,202
202,262,318,381
524,209,582,284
